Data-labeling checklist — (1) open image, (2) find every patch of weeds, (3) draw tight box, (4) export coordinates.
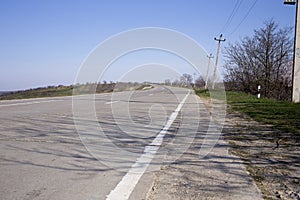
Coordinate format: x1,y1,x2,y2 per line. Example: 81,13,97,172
246,165,265,183
195,89,210,98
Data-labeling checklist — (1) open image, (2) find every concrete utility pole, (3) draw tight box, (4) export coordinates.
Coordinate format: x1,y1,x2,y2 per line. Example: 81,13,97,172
193,72,196,88
212,34,226,90
284,0,300,102
205,54,214,89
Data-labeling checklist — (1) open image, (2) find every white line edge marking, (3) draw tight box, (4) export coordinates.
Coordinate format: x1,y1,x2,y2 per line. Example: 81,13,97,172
105,100,119,105
106,90,190,200
0,100,59,107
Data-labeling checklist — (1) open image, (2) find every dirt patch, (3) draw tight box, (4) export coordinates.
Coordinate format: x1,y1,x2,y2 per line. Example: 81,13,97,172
223,109,300,200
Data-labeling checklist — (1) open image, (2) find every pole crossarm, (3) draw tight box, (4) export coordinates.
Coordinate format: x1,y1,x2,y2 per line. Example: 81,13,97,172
284,0,296,5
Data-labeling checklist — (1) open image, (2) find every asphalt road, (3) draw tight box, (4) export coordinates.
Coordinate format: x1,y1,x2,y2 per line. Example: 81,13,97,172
0,86,261,200
0,86,189,199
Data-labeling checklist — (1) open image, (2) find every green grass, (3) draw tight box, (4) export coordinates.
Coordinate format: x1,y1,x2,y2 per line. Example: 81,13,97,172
195,89,210,98
197,89,300,135
0,86,73,100
0,83,154,101
226,92,300,135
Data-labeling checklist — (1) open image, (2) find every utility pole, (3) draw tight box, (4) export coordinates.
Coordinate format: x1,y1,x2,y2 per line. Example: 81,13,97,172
212,34,226,90
205,53,214,89
193,72,196,88
284,0,300,102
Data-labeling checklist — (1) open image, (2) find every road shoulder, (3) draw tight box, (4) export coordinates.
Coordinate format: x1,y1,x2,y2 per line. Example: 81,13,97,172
147,95,262,200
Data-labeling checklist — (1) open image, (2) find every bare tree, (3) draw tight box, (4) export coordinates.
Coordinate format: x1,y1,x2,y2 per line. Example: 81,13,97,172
224,20,293,100
182,74,193,86
172,79,180,86
164,79,171,85
195,76,205,88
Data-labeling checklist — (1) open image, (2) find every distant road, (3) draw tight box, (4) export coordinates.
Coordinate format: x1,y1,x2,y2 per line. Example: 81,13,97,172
0,86,261,199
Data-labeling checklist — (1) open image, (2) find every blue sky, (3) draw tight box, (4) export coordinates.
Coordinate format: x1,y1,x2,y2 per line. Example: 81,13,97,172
0,0,296,91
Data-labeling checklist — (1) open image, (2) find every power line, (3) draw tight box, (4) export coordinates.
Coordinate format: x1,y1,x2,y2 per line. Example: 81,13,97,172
227,0,259,38
220,0,243,34
209,0,242,55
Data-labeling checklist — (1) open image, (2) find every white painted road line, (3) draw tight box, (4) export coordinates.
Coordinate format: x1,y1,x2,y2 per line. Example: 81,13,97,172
105,101,119,105
0,100,59,107
106,90,190,200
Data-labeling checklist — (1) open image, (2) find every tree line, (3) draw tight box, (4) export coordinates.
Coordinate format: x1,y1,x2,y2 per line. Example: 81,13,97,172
164,74,205,88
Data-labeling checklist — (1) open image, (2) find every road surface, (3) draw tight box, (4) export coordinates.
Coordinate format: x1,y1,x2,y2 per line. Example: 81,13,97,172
0,86,261,199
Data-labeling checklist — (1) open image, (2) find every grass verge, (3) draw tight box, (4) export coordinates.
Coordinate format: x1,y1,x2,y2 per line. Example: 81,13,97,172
196,89,300,136
0,86,73,100
0,83,153,101
225,91,300,136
